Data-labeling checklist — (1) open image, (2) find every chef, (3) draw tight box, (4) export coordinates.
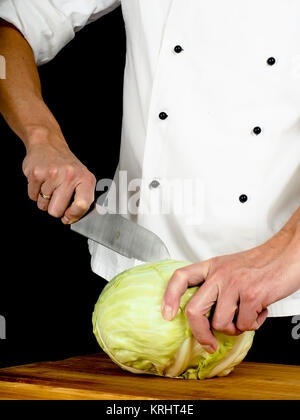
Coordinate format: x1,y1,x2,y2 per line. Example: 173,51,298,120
0,0,299,355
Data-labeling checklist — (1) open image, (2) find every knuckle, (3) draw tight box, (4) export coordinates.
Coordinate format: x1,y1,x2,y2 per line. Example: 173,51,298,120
242,288,258,304
23,165,30,178
211,265,228,281
22,156,30,173
220,327,233,335
172,268,188,282
48,208,62,218
87,173,97,185
210,256,221,267
211,317,226,331
236,313,259,332
37,202,48,211
75,199,89,212
28,192,38,202
236,321,250,332
214,323,237,335
64,165,76,180
47,166,58,178
224,274,239,292
185,303,198,319
32,167,43,180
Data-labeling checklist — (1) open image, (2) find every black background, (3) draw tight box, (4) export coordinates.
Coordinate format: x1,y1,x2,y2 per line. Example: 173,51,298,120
0,7,125,367
0,7,298,368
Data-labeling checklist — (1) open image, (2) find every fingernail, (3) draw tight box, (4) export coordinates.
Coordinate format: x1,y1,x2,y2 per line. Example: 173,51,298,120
163,305,174,321
202,345,215,354
62,216,70,224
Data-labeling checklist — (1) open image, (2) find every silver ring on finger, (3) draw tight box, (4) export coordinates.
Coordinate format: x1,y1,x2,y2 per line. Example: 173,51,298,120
39,191,52,201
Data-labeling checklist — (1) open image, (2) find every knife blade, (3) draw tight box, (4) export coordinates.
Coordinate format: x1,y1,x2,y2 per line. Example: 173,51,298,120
70,204,170,262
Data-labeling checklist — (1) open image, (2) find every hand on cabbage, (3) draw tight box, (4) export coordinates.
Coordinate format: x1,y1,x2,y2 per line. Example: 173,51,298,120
162,235,300,354
92,260,254,379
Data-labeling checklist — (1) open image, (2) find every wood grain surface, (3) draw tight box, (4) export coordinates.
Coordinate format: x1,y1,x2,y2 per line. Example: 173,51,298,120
0,352,299,400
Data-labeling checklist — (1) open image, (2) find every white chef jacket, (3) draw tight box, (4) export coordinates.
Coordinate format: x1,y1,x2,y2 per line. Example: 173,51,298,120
1,0,300,317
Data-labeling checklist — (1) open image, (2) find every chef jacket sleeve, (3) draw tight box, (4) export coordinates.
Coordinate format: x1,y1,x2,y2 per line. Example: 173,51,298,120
0,0,121,65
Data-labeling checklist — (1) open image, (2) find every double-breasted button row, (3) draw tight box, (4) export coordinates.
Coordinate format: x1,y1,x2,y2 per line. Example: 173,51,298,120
158,46,184,120
155,45,271,205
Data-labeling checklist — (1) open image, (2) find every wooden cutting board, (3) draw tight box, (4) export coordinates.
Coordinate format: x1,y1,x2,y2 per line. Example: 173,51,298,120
0,352,299,400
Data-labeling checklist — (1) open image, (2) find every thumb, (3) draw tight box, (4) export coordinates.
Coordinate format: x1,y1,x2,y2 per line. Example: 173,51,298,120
62,182,94,223
162,260,211,321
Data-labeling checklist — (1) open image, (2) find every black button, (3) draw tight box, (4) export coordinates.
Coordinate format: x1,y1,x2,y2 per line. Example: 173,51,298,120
239,194,248,203
174,45,183,54
253,126,262,135
267,57,276,66
159,112,168,120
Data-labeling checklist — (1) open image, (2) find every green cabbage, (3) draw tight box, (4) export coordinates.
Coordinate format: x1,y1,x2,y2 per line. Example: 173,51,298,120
92,259,254,379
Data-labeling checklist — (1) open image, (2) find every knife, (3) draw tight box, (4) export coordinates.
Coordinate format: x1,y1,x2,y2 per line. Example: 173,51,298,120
70,204,170,262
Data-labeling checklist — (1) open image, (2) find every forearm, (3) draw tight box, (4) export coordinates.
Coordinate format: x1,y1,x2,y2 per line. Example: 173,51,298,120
246,206,300,266
281,206,300,234
275,207,300,292
0,19,96,223
243,206,300,301
0,19,66,148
